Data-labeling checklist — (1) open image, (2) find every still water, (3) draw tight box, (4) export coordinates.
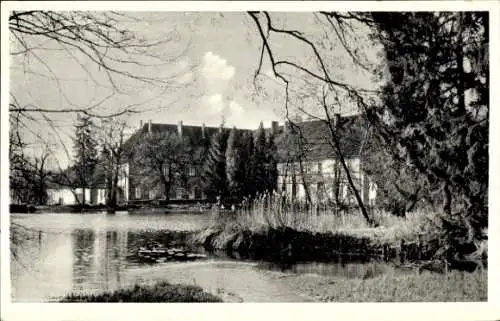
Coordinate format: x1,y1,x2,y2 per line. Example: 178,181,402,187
10,213,404,302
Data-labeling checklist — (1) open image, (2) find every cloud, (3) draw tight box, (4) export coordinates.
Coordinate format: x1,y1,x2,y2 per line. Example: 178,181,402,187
226,99,277,128
206,93,224,113
201,51,235,82
228,100,244,115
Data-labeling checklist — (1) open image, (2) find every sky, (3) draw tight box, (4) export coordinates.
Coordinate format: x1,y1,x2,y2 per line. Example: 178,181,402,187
9,11,381,169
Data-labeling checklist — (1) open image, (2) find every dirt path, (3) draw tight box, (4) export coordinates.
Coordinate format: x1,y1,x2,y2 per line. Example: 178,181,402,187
125,260,314,302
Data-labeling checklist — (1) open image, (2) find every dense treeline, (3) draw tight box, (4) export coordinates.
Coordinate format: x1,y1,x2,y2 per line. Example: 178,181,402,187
201,122,278,204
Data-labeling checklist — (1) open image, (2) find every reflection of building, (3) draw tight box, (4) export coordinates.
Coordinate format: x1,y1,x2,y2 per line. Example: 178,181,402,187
71,228,128,293
72,229,95,292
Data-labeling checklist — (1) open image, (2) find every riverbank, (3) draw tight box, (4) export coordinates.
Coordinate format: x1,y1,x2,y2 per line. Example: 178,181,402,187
117,260,486,302
273,267,487,302
191,207,487,272
10,203,213,214
59,281,222,302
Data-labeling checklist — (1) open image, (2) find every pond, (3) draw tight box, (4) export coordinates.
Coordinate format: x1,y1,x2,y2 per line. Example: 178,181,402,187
10,212,409,302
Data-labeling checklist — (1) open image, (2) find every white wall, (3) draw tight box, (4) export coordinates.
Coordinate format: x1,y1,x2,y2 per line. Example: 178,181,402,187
96,189,107,205
277,157,377,204
47,188,107,205
47,188,88,205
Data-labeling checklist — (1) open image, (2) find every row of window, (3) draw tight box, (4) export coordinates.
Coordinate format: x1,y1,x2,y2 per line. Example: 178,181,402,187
134,186,204,200
278,160,360,176
161,164,197,177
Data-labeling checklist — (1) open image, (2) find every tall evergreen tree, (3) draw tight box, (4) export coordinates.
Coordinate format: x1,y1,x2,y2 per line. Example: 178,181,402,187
370,12,488,220
252,122,268,195
367,12,488,263
241,131,255,198
201,125,228,201
225,127,245,202
73,113,98,205
265,131,279,193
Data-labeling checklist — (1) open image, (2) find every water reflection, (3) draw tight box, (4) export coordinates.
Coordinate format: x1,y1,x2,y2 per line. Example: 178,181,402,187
71,229,129,293
257,260,396,279
11,213,408,302
12,228,131,301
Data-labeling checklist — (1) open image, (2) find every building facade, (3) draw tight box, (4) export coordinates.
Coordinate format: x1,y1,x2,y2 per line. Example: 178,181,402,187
274,115,377,206
119,120,253,203
118,116,377,206
46,187,107,205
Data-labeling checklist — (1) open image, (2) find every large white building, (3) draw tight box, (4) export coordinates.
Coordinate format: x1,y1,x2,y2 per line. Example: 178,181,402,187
274,115,377,206
114,115,378,207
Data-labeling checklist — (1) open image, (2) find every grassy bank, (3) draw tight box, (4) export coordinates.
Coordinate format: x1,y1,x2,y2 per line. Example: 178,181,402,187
59,281,222,302
193,193,486,269
279,268,487,302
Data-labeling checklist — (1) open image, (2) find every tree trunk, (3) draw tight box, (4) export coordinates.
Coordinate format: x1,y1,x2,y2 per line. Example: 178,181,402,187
160,167,171,204
38,182,44,205
324,120,373,225
442,181,452,216
111,167,119,209
333,160,341,208
298,160,312,205
291,169,297,201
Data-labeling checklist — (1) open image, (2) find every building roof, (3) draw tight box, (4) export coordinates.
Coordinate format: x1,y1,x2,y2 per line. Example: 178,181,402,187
122,122,253,160
122,115,369,164
275,115,369,161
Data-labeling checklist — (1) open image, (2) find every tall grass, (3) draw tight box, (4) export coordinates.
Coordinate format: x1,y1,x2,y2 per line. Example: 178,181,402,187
286,267,487,302
206,191,436,245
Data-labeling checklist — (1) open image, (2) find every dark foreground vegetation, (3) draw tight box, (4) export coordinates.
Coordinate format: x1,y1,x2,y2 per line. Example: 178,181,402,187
193,198,488,273
59,281,222,302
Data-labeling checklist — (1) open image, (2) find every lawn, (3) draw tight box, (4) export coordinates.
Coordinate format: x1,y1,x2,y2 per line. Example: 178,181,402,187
281,268,487,302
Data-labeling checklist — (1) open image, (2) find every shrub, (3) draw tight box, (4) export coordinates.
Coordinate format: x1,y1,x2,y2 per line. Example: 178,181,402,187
59,281,222,302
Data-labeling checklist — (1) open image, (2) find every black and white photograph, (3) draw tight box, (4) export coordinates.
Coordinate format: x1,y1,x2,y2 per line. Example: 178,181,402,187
1,1,499,320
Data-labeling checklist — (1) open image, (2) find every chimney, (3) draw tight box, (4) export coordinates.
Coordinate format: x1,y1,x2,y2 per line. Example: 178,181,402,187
202,122,206,139
140,120,143,129
148,120,152,134
177,120,183,138
271,121,279,135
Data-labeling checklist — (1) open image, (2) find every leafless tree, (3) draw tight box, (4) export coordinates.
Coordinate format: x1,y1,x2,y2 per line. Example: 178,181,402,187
247,12,380,224
95,118,129,210
8,10,194,171
9,139,53,205
9,11,191,116
132,131,191,203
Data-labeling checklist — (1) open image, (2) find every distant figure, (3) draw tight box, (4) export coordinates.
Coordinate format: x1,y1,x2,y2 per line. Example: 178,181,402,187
231,204,236,212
